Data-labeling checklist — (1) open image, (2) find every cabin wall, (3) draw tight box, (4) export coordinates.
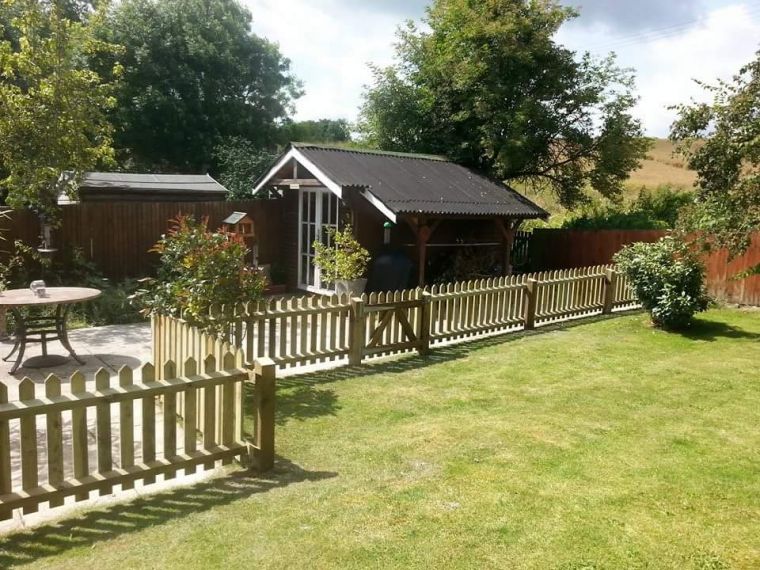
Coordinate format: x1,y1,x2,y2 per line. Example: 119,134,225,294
274,184,515,292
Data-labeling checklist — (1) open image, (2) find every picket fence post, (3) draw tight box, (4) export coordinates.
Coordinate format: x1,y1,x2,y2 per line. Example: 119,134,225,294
348,297,365,366
418,291,431,356
603,268,618,315
0,382,10,520
251,358,276,471
524,278,539,330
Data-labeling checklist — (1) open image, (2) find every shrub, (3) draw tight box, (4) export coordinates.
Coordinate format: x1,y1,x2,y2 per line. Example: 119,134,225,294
133,216,266,328
614,236,710,329
563,185,693,230
312,225,370,283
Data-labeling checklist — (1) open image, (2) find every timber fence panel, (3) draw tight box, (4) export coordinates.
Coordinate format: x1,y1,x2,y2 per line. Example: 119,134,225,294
0,353,254,519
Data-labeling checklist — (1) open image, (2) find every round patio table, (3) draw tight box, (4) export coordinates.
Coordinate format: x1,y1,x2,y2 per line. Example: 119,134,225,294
0,287,102,374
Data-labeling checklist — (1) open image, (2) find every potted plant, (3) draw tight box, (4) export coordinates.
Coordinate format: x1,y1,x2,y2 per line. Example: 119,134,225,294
313,225,371,296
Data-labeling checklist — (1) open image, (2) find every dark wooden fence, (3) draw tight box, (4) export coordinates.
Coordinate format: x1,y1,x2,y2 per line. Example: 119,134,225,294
529,229,667,271
528,228,760,305
0,200,284,280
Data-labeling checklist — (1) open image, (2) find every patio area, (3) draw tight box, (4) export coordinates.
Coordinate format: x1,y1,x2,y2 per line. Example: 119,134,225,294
0,323,152,388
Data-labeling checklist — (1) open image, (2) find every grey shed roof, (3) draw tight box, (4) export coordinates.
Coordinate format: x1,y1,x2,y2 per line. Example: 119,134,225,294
287,143,547,219
80,172,227,194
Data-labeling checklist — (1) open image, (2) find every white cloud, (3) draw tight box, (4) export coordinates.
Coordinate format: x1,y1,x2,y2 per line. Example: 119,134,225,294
562,3,760,135
245,0,407,123
246,0,760,136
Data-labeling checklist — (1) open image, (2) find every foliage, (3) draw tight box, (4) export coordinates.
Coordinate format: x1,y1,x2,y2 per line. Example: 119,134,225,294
312,225,370,283
0,241,143,325
563,185,693,229
213,137,277,200
133,215,266,328
0,0,121,219
358,0,650,209
614,236,709,329
670,49,760,256
95,0,301,172
280,119,352,144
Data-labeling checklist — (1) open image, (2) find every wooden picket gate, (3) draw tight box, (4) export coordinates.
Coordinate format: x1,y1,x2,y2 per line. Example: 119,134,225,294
355,290,430,363
0,354,276,519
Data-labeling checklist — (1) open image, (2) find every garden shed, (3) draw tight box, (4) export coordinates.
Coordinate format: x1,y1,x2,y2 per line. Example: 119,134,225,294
253,143,548,292
58,172,228,204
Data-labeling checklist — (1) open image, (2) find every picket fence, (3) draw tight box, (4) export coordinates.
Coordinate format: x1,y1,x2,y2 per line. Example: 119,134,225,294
152,265,640,378
0,353,276,519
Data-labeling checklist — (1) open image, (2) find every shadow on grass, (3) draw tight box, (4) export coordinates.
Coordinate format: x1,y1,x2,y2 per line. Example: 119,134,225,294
678,315,760,342
0,458,337,568
275,312,643,399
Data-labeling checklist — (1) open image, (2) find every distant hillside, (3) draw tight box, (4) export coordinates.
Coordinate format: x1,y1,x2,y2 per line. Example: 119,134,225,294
628,138,697,190
521,138,697,225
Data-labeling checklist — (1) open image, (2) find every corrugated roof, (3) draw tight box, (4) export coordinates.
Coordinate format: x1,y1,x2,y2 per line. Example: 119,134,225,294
290,143,547,218
80,172,227,194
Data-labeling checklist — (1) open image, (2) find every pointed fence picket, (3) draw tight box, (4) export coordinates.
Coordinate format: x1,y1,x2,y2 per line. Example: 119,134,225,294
0,353,276,519
152,264,641,376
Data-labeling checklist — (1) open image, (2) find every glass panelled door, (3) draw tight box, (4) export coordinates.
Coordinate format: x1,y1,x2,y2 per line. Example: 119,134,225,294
299,187,341,291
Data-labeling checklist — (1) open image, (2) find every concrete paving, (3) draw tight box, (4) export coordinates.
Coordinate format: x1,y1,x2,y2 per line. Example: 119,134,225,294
0,323,152,392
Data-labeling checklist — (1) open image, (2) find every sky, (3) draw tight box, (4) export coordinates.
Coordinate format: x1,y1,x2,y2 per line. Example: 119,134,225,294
245,0,760,137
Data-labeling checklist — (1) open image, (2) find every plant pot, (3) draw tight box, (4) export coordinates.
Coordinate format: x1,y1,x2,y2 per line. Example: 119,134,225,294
335,278,367,297
264,283,287,296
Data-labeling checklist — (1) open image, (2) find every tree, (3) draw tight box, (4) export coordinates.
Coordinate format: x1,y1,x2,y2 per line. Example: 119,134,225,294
359,0,649,209
0,0,120,219
213,137,276,200
280,118,352,144
96,0,301,173
670,50,760,256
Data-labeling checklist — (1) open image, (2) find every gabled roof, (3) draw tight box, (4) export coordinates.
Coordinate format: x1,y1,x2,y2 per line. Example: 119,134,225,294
80,172,227,194
254,143,548,221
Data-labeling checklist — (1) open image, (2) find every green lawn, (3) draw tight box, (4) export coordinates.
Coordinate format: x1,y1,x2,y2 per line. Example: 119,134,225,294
2,309,760,569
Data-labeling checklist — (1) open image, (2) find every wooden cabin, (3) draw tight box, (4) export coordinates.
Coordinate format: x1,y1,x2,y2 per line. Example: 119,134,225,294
253,143,548,293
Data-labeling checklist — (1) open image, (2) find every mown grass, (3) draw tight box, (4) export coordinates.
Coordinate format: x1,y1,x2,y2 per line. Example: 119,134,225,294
1,308,759,569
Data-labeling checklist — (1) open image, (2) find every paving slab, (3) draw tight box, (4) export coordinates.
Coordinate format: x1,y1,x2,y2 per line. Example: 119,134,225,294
0,323,152,393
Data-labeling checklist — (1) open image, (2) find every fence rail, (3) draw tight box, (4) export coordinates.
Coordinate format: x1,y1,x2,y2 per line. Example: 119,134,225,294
153,264,640,378
0,354,276,519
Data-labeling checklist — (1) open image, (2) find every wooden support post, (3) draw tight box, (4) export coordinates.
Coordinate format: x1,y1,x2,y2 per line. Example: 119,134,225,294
251,358,276,471
418,292,431,356
524,278,538,330
603,268,618,314
403,216,441,287
495,219,516,276
348,296,365,366
417,224,432,286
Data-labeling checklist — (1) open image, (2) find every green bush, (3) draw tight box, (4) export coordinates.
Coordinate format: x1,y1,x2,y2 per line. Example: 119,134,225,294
614,236,710,329
563,185,693,230
133,215,266,328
